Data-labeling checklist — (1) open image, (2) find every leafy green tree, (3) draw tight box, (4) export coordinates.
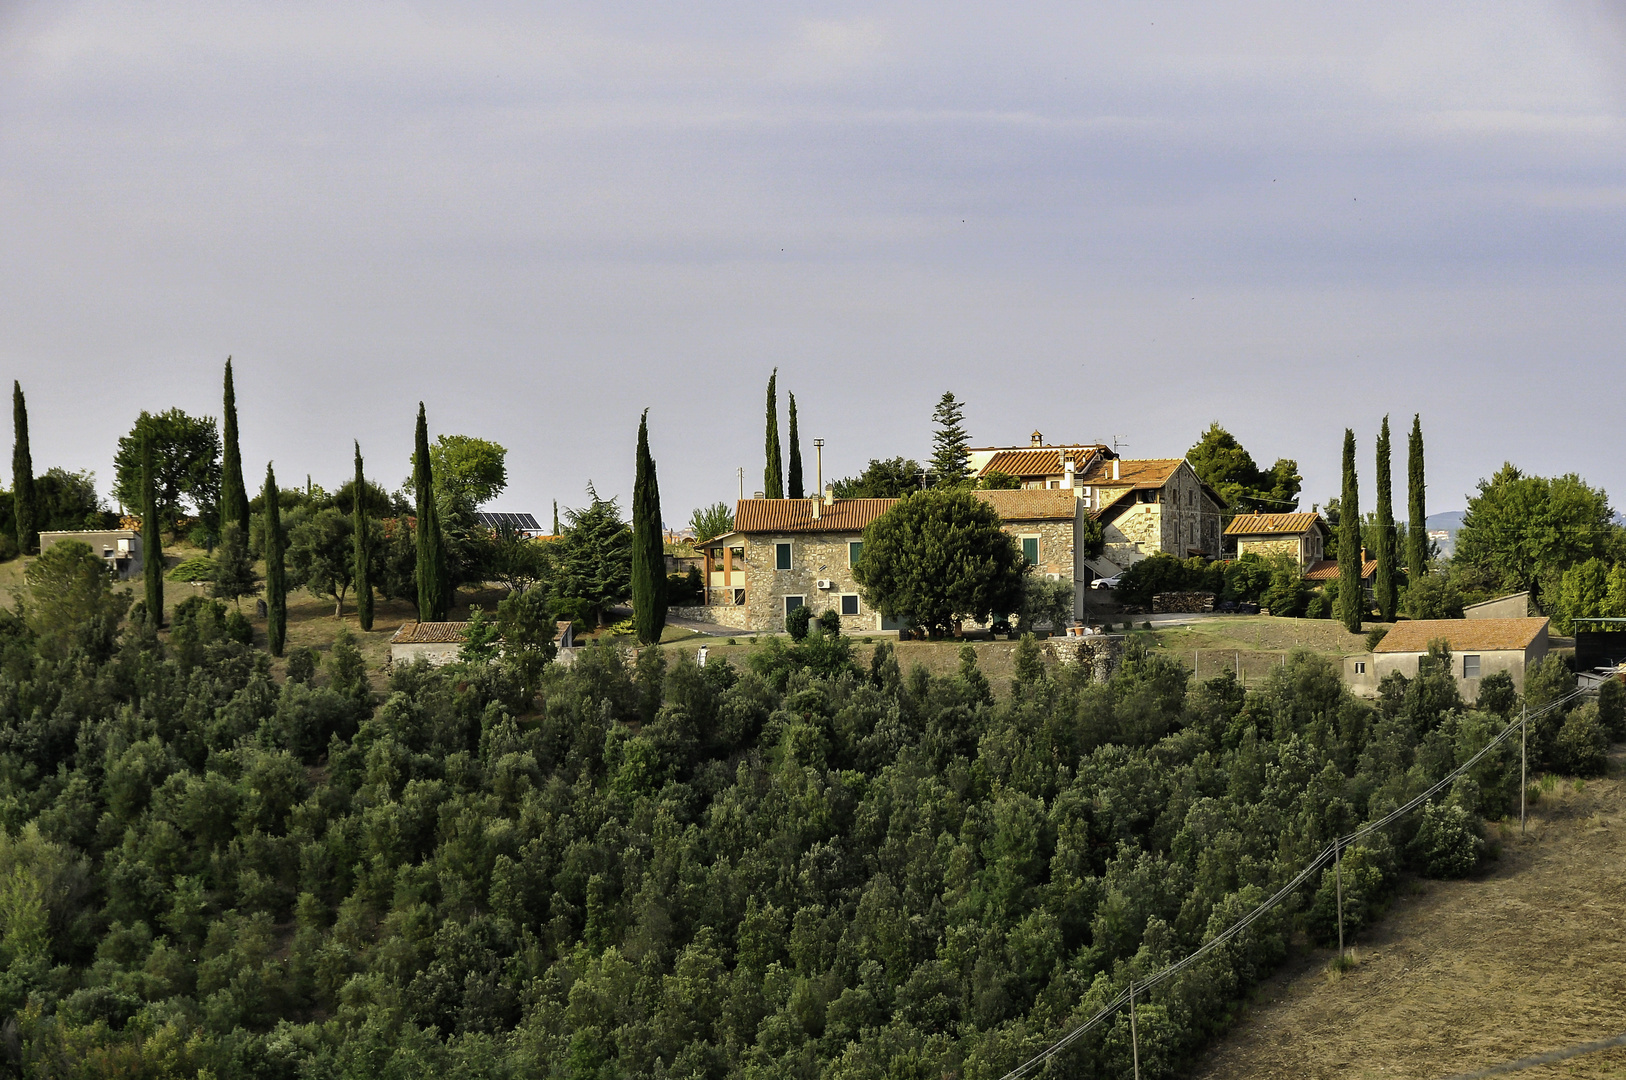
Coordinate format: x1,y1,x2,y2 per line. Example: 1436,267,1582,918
352,442,374,631
24,540,132,658
763,369,783,499
1186,422,1302,520
142,434,163,625
852,488,1025,634
1407,414,1428,575
689,502,734,543
977,469,1021,490
288,508,358,619
426,434,508,515
1018,575,1072,632
787,393,804,500
35,468,112,531
458,606,501,665
1405,572,1464,619
113,409,221,534
219,358,250,540
264,463,286,656
832,457,923,498
488,524,550,594
211,523,258,609
1262,552,1308,617
632,410,667,645
413,403,449,620
928,392,971,488
785,603,812,641
12,381,38,555
1373,416,1398,621
496,585,555,697
1337,429,1362,633
1454,464,1619,598
552,485,632,626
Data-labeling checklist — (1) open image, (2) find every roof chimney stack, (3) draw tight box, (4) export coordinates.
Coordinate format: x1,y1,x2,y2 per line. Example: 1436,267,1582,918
1112,459,1120,481
824,485,834,506
1031,430,1044,447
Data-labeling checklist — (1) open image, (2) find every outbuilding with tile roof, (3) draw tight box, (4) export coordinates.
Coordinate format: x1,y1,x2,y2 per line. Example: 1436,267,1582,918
1224,511,1331,567
1342,616,1550,703
390,621,470,668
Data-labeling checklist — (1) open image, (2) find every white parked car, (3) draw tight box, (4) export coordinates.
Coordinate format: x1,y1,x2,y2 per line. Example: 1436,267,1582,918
1090,575,1121,590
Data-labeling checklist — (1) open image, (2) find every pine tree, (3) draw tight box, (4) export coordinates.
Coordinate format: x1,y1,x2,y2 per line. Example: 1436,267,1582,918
142,434,164,625
787,393,804,500
353,440,374,632
929,391,971,487
414,403,449,620
264,463,286,655
553,500,559,535
1407,413,1428,579
763,369,783,499
219,357,250,539
1374,415,1398,621
12,382,37,555
632,410,667,645
1338,428,1363,633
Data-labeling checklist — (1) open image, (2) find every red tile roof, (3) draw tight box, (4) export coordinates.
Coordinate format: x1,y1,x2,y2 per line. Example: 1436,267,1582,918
1373,618,1549,654
1078,458,1186,488
391,621,469,644
732,498,899,534
971,488,1080,521
982,449,1066,477
1224,511,1326,537
1304,557,1378,581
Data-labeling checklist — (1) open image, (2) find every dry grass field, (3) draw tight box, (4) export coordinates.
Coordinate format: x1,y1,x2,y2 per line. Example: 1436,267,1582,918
1191,751,1626,1080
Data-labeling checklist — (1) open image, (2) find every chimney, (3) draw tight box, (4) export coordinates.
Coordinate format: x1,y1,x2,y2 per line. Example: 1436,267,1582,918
812,495,820,520
1031,430,1044,447
824,485,834,506
1112,459,1120,481
753,491,764,499
1064,455,1076,489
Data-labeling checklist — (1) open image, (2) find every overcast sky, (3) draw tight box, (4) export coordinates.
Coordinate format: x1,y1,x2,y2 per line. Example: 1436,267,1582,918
3,2,1625,526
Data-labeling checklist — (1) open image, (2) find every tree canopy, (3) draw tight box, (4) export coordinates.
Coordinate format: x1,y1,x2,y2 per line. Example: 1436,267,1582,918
928,391,971,488
1453,464,1622,597
852,487,1025,633
427,434,508,514
832,456,923,498
552,484,633,625
113,409,222,531
1186,423,1301,518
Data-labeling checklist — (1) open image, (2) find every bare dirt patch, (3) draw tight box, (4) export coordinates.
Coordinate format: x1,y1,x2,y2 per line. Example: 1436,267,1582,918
1190,754,1626,1080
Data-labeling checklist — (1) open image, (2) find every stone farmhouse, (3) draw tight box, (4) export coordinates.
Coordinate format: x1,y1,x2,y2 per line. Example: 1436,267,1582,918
967,432,1116,491
1342,617,1550,703
1224,512,1330,567
686,488,1093,633
1074,458,1225,570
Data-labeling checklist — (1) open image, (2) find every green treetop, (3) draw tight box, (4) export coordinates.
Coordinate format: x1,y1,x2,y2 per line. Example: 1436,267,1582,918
219,358,250,539
763,369,783,499
928,392,971,488
1338,428,1363,633
353,441,374,631
787,392,804,500
413,403,449,620
1373,415,1398,621
1407,414,1427,576
1186,422,1302,520
263,462,286,656
12,382,38,555
632,410,668,645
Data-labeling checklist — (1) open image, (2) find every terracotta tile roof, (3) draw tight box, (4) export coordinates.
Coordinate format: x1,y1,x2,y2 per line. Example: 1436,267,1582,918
1224,511,1326,537
982,449,1065,477
971,488,1080,521
1078,458,1186,488
1304,558,1378,582
391,621,469,644
732,498,899,534
1373,618,1549,654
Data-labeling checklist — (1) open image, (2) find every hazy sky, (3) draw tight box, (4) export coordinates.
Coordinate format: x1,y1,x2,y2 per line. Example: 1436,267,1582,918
4,2,1625,526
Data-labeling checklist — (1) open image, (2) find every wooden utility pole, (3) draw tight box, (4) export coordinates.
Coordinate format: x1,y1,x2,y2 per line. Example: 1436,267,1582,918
1521,706,1528,835
1129,980,1140,1080
1335,841,1345,962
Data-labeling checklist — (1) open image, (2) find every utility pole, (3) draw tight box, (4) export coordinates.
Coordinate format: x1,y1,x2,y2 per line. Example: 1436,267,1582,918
1335,840,1345,963
814,438,824,496
1129,980,1140,1080
1521,705,1528,835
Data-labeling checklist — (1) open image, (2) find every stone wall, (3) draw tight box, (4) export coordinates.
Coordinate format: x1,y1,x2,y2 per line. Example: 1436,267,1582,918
1237,537,1303,563
669,606,751,629
1003,518,1076,581
742,533,874,634
1055,636,1124,683
1152,591,1216,613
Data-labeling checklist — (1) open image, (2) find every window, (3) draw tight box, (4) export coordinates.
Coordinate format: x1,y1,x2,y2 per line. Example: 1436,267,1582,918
848,540,863,566
784,595,806,620
840,594,860,616
1463,654,1481,678
1354,661,1367,674
1021,536,1040,564
775,542,792,570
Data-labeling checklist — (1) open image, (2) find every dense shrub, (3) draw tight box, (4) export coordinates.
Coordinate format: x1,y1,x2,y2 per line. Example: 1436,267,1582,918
1409,802,1483,878
1555,703,1608,777
785,603,812,640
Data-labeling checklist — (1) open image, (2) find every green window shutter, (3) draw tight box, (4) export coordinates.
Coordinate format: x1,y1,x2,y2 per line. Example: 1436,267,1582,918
848,540,863,566
1022,537,1039,564
776,542,792,570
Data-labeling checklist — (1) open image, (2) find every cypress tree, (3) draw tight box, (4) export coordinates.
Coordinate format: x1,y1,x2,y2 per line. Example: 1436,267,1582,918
632,410,667,645
787,392,804,500
142,434,164,625
763,369,783,499
414,403,449,620
11,382,37,556
553,500,560,535
353,440,374,632
1407,413,1428,579
1374,415,1398,621
219,357,250,539
1338,428,1363,633
264,462,286,656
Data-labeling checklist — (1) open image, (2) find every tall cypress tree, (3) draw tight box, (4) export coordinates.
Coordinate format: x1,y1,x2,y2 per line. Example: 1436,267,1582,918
12,382,37,556
1338,428,1362,633
632,410,667,645
1374,415,1398,621
1407,413,1428,580
219,357,250,539
353,440,374,632
264,462,286,656
787,393,804,500
142,434,164,625
414,403,449,620
763,369,783,499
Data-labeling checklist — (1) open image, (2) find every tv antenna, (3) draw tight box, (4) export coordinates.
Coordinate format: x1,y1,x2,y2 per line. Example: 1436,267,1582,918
1112,435,1129,455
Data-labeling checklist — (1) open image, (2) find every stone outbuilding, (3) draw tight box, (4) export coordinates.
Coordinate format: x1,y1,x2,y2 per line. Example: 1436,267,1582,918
390,621,468,667
1224,512,1330,568
39,529,143,579
1342,617,1550,703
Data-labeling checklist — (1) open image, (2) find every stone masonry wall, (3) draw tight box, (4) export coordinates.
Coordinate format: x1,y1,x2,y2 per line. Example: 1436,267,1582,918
1005,519,1076,581
1237,537,1303,563
743,533,874,634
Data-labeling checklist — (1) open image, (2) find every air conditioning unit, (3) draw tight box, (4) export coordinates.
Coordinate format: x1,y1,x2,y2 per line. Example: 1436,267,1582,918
1045,573,1061,581
816,579,834,590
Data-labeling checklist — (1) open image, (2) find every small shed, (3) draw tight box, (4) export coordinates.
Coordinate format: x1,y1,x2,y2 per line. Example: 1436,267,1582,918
1224,512,1330,567
1343,617,1549,703
1464,592,1532,620
39,529,143,579
390,621,468,667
